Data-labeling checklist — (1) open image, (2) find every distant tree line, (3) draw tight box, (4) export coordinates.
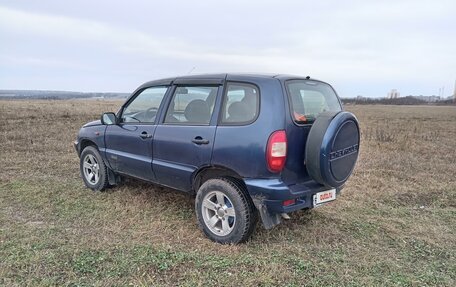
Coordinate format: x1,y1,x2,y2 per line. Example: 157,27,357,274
342,96,455,106
0,90,129,100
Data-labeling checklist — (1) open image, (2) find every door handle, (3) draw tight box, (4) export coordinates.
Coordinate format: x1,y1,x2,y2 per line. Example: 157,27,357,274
139,131,152,139
192,136,209,145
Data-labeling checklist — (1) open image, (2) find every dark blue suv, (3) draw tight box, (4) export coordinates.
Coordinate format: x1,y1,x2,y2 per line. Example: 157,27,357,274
74,73,360,243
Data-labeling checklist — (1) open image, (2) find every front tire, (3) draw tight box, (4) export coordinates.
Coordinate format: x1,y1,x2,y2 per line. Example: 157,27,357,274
195,178,258,244
80,146,109,191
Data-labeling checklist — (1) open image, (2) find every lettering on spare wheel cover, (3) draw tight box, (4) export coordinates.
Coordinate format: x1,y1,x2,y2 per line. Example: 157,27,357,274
329,144,359,161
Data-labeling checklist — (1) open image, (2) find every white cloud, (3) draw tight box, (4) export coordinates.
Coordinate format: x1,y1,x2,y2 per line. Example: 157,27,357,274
0,1,455,96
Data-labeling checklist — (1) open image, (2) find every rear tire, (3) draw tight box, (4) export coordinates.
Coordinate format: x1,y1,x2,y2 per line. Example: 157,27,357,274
80,146,109,191
195,178,258,244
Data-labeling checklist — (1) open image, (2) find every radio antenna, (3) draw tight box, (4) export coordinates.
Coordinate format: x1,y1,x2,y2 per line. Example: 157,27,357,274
187,67,196,74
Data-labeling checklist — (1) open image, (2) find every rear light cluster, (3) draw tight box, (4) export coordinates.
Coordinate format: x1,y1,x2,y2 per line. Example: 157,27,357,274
266,130,287,173
282,199,296,206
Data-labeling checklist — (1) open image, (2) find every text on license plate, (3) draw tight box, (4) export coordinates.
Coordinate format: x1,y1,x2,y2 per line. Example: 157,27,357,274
313,189,336,206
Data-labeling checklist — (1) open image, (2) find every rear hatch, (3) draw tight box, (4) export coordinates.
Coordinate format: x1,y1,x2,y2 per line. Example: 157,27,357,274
280,79,343,185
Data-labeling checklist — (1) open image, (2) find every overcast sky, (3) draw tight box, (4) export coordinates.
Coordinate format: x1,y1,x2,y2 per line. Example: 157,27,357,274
0,0,455,98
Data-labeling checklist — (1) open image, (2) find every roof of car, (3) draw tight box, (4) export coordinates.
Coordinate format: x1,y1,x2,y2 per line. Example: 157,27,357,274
128,73,329,104
174,73,314,80
139,73,318,87
134,74,334,96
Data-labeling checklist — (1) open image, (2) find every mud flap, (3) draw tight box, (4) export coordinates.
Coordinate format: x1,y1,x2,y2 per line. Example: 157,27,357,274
251,196,281,229
107,168,120,186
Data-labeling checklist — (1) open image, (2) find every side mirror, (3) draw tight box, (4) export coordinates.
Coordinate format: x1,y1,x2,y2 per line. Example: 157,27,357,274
101,112,117,125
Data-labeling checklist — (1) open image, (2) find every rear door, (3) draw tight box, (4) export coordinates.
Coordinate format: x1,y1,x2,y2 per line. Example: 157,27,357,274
282,79,343,184
152,81,222,191
104,86,169,181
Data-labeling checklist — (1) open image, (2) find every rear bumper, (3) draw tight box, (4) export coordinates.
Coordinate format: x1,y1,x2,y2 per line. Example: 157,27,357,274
244,178,341,214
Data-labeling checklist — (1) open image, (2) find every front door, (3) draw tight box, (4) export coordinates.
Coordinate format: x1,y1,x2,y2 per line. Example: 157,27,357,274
104,86,169,181
152,84,221,191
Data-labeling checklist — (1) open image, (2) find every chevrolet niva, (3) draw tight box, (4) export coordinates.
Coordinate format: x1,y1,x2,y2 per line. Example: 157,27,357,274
74,73,360,244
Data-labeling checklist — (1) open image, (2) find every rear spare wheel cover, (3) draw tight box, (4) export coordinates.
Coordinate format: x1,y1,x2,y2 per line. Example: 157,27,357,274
305,111,360,188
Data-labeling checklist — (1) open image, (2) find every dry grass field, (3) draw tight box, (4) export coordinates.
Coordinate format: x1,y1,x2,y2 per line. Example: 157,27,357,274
0,100,455,286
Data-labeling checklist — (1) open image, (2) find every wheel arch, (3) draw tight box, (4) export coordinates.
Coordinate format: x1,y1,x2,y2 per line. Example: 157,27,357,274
79,139,98,154
192,165,246,193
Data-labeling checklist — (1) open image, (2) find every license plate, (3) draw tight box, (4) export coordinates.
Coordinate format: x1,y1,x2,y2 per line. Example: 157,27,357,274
313,189,336,207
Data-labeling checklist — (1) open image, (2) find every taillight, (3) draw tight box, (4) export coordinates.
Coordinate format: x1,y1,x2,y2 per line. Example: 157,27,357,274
266,130,287,173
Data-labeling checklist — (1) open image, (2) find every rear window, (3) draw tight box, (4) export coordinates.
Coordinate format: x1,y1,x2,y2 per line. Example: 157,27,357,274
286,80,342,124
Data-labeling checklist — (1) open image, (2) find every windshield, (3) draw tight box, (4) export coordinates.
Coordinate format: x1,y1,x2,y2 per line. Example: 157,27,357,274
286,80,342,124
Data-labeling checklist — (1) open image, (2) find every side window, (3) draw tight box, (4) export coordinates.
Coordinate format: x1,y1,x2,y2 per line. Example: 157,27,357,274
221,82,259,125
121,86,168,123
164,86,218,125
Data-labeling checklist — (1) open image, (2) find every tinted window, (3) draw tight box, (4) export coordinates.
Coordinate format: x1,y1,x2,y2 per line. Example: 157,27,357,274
286,80,341,124
221,83,259,124
164,86,218,125
122,86,168,123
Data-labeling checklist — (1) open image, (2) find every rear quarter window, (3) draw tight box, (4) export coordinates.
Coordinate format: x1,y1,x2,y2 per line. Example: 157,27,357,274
286,80,342,124
220,82,259,125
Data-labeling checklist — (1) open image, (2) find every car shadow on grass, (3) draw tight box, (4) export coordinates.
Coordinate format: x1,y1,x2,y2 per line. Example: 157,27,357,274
108,177,326,244
112,177,196,219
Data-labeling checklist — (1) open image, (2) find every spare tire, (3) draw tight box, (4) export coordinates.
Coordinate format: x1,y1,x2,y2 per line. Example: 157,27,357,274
305,111,360,188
